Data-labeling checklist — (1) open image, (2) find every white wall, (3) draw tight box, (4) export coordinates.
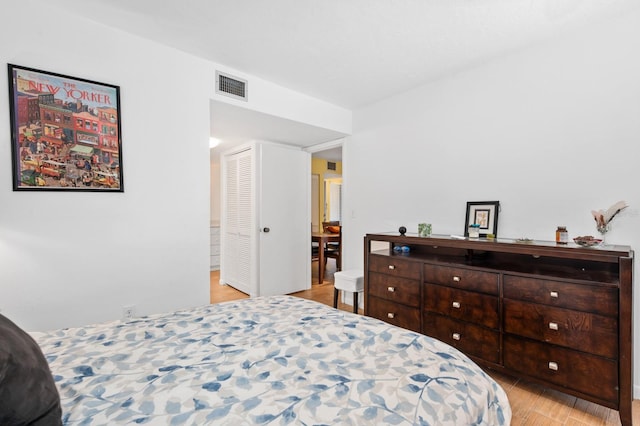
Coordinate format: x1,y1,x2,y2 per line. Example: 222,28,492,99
0,0,215,330
343,9,640,391
211,66,352,137
0,1,356,331
210,161,221,225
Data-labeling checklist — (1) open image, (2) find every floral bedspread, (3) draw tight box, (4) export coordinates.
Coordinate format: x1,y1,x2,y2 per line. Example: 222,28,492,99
37,296,511,425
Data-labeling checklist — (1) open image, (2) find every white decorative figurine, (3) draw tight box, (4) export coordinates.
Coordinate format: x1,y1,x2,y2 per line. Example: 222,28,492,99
591,200,628,241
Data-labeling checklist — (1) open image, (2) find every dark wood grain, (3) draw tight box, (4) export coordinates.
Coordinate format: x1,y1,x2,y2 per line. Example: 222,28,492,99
423,263,499,294
503,275,618,317
364,233,634,426
503,335,618,403
424,284,499,329
368,271,420,307
367,296,421,332
424,313,500,363
368,254,422,280
504,299,617,358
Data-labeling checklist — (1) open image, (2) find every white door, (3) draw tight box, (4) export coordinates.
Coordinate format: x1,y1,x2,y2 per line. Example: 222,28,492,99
311,174,320,233
257,143,310,296
329,181,342,221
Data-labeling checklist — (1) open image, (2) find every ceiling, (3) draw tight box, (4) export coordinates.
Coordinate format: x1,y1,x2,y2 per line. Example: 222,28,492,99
51,0,639,155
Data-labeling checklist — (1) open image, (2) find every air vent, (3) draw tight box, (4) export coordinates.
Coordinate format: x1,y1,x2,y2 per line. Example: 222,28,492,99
216,71,248,101
327,161,337,171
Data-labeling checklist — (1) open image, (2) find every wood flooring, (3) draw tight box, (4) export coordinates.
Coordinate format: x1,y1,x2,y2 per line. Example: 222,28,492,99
210,263,638,426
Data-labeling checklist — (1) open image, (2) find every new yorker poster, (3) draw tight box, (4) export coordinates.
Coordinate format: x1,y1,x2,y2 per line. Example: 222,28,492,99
7,64,123,191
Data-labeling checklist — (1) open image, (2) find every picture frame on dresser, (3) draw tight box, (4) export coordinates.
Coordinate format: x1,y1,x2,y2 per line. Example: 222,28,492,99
464,200,499,237
7,64,123,192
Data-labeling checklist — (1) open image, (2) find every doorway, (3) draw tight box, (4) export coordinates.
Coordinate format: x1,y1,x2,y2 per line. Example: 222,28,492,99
309,142,343,285
310,144,343,233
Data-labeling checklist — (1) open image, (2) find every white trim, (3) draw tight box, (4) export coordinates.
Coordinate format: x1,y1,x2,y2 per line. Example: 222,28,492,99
305,138,345,154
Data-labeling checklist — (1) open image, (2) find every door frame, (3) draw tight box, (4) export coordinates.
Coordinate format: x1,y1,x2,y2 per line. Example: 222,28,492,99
221,140,312,297
306,138,345,279
306,139,344,227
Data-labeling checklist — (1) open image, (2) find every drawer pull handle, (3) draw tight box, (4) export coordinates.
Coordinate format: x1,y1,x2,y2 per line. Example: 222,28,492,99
387,286,396,292
387,313,395,319
548,361,559,371
452,276,461,282
452,301,461,309
549,322,559,330
452,333,461,341
388,265,396,270
550,291,559,298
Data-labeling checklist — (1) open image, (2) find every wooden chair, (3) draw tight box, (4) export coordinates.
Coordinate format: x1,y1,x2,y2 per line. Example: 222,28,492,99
322,222,341,271
311,223,320,261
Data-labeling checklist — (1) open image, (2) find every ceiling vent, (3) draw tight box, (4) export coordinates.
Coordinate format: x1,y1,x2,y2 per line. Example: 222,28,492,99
216,71,248,101
327,161,337,171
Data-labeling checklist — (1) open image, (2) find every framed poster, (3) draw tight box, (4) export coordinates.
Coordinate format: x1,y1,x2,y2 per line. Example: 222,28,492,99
7,64,123,191
464,201,500,237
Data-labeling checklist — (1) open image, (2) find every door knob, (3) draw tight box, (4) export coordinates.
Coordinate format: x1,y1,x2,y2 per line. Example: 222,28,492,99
263,227,270,233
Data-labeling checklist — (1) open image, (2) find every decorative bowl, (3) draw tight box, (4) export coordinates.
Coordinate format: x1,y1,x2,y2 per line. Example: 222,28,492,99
573,236,602,247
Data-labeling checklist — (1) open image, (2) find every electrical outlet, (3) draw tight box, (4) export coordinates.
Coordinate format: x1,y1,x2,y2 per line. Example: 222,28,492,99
122,305,136,320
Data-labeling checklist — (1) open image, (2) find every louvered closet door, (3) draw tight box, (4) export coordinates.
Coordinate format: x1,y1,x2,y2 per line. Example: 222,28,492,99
222,148,254,295
236,151,253,293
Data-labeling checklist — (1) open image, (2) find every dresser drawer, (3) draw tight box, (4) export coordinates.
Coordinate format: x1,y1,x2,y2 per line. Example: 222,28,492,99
503,275,618,317
424,284,499,329
423,313,500,364
504,299,617,359
503,335,618,403
369,272,420,307
423,264,499,295
368,296,421,332
369,254,422,280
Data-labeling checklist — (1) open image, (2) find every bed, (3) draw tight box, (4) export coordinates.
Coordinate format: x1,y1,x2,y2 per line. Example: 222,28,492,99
34,296,511,425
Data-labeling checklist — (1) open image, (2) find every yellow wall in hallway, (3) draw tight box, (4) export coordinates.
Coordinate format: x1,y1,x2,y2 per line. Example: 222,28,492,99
311,158,342,230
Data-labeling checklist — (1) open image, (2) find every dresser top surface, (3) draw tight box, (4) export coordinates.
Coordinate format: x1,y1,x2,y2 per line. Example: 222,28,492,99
366,232,633,262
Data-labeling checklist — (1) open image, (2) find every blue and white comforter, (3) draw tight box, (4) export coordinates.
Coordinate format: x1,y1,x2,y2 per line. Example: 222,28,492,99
37,296,511,425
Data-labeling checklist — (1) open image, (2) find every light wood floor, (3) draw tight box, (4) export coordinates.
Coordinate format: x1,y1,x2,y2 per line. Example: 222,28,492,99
210,263,638,426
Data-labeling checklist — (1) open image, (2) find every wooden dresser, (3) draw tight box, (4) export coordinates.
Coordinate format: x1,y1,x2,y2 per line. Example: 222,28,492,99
364,233,633,426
